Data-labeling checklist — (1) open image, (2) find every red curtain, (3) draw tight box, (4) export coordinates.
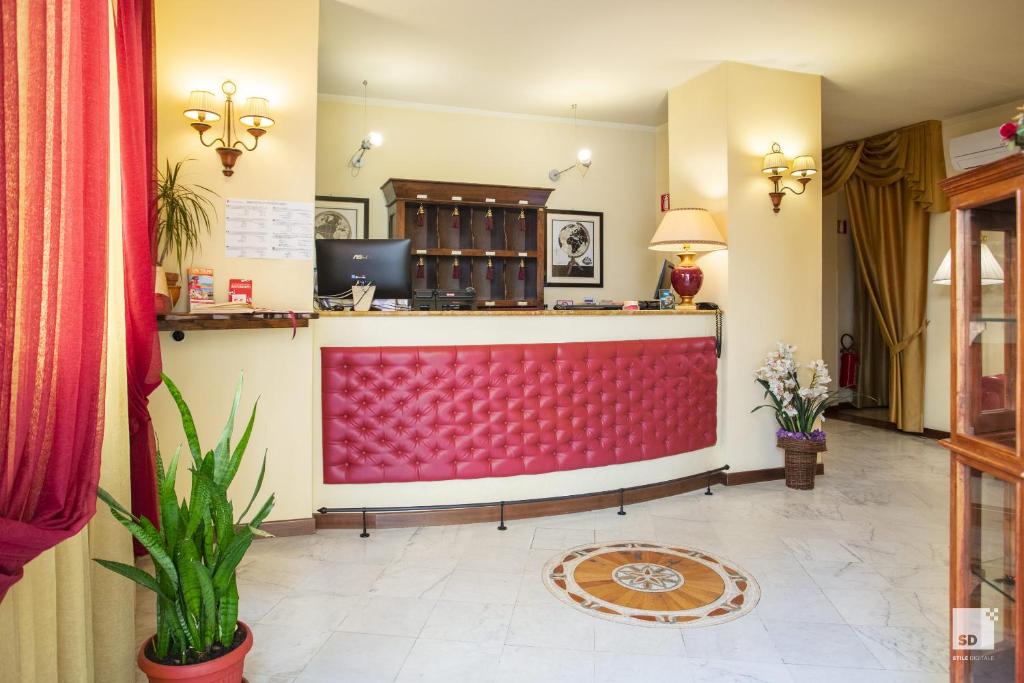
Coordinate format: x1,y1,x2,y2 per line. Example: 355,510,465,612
0,0,110,600
115,0,162,534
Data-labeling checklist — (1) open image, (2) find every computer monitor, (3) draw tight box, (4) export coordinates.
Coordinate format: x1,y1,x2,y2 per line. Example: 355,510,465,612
315,238,412,299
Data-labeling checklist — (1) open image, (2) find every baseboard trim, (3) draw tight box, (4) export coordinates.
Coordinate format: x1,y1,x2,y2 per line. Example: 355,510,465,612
314,462,826,531
825,407,950,440
259,517,316,537
723,463,825,486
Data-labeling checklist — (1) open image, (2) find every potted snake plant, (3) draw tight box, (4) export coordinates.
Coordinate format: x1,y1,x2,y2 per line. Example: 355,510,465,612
155,159,217,312
95,373,273,682
752,342,838,490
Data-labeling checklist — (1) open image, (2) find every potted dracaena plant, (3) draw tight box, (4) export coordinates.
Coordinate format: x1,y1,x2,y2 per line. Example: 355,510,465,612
155,159,217,312
752,342,838,490
95,373,272,683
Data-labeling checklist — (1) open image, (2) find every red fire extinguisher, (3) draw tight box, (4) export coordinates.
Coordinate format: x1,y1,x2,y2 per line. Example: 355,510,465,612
839,333,858,389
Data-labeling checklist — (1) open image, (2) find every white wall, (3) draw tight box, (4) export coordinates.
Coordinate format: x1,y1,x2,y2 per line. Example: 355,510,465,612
315,98,662,305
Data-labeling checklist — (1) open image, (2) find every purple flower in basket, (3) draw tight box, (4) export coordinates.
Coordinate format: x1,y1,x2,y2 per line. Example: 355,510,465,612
776,428,826,442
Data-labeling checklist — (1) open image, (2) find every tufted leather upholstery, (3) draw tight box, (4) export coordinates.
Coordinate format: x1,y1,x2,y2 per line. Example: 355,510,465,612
321,337,718,484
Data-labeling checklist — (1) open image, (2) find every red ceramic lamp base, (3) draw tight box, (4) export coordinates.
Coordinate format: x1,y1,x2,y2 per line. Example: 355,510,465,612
670,251,703,309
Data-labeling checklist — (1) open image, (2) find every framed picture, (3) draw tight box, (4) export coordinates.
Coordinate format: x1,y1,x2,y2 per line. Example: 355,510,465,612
314,196,368,240
545,209,603,287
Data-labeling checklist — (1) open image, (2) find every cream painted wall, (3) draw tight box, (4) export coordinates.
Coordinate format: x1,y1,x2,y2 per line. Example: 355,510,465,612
315,98,661,304
668,63,822,473
922,99,1024,432
151,0,319,521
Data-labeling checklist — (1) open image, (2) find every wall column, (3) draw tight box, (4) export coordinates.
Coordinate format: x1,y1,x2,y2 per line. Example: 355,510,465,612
667,62,823,472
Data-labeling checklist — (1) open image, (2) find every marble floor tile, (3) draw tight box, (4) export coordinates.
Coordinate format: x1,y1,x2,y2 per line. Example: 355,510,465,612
369,561,453,599
781,537,862,563
295,632,415,682
754,584,846,624
245,623,333,677
438,569,522,605
259,593,366,631
681,615,781,663
419,600,514,644
516,570,560,605
787,664,947,682
395,638,502,683
593,619,687,656
763,620,882,668
532,526,597,550
506,601,597,651
801,561,893,590
821,588,937,628
594,652,692,683
496,644,595,683
853,625,948,673
684,658,795,683
336,595,436,637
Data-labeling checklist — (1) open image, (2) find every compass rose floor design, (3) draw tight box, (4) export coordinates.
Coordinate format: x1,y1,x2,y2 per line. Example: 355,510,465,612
542,541,760,627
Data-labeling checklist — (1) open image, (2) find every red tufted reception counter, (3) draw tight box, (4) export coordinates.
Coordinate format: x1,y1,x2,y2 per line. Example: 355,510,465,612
313,309,724,510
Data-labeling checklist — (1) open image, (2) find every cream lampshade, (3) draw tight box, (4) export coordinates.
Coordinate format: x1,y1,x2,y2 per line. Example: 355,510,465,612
648,208,726,309
183,90,220,122
932,244,1004,285
790,155,817,179
239,97,274,129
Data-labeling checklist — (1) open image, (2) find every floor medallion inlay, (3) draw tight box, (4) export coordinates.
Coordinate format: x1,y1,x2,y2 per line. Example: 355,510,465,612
542,541,759,627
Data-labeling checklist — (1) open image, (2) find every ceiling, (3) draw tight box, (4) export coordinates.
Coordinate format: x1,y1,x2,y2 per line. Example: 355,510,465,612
319,0,1024,145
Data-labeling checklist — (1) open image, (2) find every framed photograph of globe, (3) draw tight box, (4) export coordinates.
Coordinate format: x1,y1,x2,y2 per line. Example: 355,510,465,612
545,209,603,287
313,196,369,240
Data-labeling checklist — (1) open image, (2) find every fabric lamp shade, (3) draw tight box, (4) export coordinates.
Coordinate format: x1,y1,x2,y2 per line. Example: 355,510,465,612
762,143,789,176
184,90,220,122
648,208,727,253
791,155,817,178
240,96,274,128
932,244,1005,285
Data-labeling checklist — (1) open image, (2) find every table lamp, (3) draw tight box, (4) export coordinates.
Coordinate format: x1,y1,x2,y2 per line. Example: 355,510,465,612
648,208,726,309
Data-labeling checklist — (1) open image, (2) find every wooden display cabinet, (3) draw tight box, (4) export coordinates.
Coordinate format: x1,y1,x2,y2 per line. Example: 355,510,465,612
381,179,554,309
941,154,1024,682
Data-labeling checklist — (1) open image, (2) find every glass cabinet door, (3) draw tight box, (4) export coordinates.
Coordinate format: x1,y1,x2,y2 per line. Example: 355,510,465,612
959,195,1018,452
954,465,1017,681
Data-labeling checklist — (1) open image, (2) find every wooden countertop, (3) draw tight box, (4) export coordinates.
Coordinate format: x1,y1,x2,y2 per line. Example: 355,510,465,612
317,308,717,317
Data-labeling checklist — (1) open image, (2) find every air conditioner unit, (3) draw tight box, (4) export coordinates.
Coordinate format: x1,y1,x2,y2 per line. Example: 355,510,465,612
949,126,1012,172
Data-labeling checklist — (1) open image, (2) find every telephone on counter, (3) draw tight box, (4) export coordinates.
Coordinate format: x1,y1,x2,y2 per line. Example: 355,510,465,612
694,302,723,358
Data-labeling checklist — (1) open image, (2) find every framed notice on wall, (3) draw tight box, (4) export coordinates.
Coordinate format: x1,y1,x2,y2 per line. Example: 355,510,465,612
545,209,603,287
314,196,369,240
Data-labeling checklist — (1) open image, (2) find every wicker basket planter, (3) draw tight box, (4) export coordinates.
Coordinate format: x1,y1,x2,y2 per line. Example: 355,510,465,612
776,436,826,490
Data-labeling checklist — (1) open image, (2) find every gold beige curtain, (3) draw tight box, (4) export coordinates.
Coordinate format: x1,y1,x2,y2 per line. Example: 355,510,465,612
853,260,890,409
823,120,948,433
0,4,136,680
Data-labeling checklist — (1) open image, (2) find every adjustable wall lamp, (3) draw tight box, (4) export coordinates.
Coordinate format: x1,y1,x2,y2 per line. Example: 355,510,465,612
549,104,592,182
349,80,383,175
761,142,816,213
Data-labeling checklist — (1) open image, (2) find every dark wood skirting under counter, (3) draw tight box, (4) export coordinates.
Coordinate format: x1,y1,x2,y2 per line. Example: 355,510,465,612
313,463,824,532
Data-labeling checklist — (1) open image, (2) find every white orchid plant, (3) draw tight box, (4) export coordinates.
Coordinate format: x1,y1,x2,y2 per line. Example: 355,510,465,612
752,342,837,441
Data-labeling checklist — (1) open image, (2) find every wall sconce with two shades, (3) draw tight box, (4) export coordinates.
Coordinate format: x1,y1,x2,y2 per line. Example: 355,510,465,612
761,142,816,213
183,80,275,177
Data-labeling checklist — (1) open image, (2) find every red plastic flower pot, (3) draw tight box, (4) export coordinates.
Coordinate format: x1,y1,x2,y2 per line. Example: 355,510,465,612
137,621,253,683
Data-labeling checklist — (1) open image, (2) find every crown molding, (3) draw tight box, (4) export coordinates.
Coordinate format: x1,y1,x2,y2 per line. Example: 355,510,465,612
317,93,662,133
